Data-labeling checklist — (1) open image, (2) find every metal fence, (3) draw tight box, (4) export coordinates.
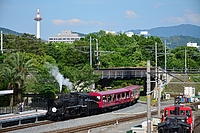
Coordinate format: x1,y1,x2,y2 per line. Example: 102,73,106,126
0,97,49,115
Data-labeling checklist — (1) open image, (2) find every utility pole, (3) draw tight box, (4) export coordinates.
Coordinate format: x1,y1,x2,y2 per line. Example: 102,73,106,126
147,60,151,133
155,42,158,100
155,43,161,117
90,36,92,68
185,48,187,73
95,39,100,69
1,31,3,54
164,40,166,72
185,48,187,82
95,39,98,62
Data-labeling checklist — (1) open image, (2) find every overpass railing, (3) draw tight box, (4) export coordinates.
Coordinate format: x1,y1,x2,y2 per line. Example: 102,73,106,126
95,69,155,79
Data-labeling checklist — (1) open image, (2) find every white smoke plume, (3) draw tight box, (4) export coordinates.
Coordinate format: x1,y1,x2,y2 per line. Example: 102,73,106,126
48,65,72,92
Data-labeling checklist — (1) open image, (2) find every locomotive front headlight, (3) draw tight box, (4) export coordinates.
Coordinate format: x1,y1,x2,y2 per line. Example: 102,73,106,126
52,107,57,113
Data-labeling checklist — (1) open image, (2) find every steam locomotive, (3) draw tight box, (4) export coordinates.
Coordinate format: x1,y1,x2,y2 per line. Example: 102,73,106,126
46,85,141,120
158,97,194,133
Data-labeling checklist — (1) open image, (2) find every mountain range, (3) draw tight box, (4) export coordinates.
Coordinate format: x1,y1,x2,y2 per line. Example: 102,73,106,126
0,24,200,49
128,24,200,39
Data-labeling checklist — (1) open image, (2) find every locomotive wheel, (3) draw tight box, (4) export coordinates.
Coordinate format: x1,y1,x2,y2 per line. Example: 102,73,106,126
49,116,58,121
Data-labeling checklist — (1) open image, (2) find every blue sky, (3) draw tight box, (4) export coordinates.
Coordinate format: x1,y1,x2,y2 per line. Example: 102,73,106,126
0,0,200,40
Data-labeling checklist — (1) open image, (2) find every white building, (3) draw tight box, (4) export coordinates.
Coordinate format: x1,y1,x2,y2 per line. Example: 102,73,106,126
48,30,81,43
125,32,134,37
140,31,149,36
184,86,195,98
105,30,116,35
187,42,199,48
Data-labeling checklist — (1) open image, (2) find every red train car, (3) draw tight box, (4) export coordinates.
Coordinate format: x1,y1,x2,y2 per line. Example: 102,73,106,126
89,85,141,111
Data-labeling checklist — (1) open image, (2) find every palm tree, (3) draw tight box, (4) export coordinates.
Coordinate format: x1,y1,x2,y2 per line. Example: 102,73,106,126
3,52,38,103
0,67,20,106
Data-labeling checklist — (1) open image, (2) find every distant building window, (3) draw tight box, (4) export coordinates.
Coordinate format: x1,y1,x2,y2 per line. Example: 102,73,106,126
48,30,83,43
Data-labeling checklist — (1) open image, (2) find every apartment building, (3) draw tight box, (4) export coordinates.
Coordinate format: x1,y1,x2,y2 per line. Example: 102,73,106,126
48,30,81,43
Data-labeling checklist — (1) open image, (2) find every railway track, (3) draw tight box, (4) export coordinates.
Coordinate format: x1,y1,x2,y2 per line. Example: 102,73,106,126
45,102,200,133
194,115,200,132
45,110,161,133
0,120,54,133
1,101,198,133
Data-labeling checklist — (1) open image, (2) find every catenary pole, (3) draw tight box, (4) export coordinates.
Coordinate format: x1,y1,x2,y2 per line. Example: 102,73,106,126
155,42,161,117
147,60,151,133
1,31,3,54
90,36,92,68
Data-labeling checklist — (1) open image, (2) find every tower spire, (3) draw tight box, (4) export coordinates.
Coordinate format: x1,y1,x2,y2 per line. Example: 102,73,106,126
34,8,42,39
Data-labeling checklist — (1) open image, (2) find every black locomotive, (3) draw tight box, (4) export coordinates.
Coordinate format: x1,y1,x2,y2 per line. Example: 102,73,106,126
158,115,191,133
46,92,95,120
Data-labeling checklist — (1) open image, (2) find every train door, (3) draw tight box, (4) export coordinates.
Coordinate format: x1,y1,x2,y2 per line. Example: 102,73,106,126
132,90,135,100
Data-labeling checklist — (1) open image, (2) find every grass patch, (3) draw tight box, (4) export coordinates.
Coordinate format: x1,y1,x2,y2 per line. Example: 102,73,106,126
139,96,147,102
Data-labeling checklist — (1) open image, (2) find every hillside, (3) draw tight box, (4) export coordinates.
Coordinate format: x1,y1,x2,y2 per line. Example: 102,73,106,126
128,24,200,39
0,27,22,36
160,36,200,49
166,75,200,96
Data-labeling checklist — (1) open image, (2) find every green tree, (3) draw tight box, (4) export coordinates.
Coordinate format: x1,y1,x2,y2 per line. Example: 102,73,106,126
3,52,38,103
0,67,20,106
3,33,45,55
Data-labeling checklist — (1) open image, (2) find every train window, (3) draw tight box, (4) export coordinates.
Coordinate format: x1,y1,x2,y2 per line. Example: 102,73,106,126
108,95,112,102
165,110,169,116
94,96,100,102
126,92,130,98
186,110,191,117
132,91,135,98
170,110,174,115
117,94,121,99
85,97,89,101
122,93,125,99
113,94,116,100
180,110,185,115
103,96,107,102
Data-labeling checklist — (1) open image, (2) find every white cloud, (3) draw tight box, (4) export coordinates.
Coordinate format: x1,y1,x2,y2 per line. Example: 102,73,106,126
163,17,186,23
52,19,66,25
66,19,88,26
184,13,200,24
124,10,139,18
52,18,88,26
154,3,162,9
184,9,193,14
163,12,200,26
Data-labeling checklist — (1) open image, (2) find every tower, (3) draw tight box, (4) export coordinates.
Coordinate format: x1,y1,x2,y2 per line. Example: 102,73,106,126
34,8,42,39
